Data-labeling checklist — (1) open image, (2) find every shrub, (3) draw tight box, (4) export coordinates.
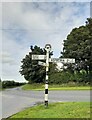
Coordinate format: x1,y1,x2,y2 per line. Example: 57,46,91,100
49,71,92,84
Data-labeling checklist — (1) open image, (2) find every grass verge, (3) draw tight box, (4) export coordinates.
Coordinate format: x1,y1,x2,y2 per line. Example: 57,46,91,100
7,102,91,119
22,83,91,91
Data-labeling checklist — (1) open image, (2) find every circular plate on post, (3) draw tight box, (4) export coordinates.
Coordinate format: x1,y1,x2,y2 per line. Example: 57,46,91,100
45,44,51,52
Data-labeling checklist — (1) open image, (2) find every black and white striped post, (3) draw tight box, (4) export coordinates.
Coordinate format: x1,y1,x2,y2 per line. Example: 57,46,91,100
45,44,51,107
32,44,75,108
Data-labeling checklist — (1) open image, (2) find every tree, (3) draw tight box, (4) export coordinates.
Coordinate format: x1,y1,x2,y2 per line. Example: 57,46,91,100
0,78,1,89
85,18,92,72
20,45,53,83
61,18,92,74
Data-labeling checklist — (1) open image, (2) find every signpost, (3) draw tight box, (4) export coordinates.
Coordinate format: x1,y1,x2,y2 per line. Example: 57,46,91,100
32,44,75,107
44,44,51,107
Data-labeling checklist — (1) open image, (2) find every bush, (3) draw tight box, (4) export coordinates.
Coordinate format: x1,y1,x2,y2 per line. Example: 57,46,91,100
49,70,92,84
49,71,71,84
2,80,26,88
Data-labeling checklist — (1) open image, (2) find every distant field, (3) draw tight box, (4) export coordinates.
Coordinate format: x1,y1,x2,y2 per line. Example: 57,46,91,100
22,83,91,91
8,102,91,119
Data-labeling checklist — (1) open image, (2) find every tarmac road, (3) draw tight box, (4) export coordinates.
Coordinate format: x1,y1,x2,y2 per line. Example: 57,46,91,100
1,87,90,118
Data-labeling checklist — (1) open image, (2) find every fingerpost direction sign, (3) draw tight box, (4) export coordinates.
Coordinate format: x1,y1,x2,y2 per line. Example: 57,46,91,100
38,61,46,66
32,55,46,60
50,58,75,63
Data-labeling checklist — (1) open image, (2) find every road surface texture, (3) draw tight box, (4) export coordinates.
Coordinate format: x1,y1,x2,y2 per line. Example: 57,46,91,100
1,87,90,118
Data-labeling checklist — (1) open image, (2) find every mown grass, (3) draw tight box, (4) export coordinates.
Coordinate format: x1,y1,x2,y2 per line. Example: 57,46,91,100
22,83,91,91
7,102,91,119
0,83,2,91
0,88,1,90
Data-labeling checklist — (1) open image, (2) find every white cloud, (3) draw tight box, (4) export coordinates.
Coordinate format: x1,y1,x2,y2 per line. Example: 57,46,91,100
0,3,2,79
2,2,51,30
23,11,51,30
1,52,15,64
1,30,30,82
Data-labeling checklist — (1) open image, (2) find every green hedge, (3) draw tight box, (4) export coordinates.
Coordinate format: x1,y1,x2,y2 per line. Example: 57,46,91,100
1,80,26,89
49,71,91,84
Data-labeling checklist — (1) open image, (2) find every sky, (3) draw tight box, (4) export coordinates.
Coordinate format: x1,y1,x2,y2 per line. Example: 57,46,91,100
0,1,91,82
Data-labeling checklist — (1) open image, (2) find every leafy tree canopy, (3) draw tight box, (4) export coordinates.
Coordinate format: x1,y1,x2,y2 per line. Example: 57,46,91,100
20,45,53,83
61,18,92,73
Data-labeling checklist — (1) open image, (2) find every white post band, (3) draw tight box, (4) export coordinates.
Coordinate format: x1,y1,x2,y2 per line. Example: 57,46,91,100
45,94,48,101
46,75,48,80
45,84,48,89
